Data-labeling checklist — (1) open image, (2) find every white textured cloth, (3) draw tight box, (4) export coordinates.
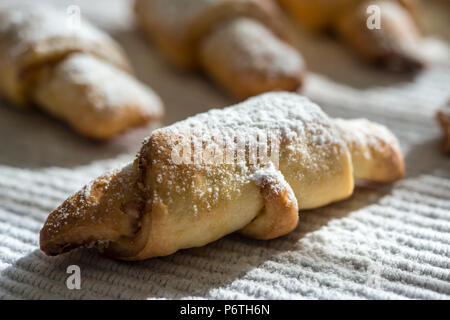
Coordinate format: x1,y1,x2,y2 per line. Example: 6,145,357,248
0,0,449,300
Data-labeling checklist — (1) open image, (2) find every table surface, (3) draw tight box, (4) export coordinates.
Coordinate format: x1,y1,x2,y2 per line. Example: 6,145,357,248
0,0,449,299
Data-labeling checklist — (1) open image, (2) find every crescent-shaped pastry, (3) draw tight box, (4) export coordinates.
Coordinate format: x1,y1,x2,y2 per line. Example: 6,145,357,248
40,92,404,260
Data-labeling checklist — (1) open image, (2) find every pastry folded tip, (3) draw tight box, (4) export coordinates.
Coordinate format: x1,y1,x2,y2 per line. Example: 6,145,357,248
334,118,405,184
336,0,425,73
39,162,145,256
32,53,165,140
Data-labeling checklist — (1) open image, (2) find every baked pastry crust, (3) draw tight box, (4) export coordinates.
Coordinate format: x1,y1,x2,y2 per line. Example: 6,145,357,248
33,54,163,139
134,0,305,99
0,3,163,139
40,92,405,260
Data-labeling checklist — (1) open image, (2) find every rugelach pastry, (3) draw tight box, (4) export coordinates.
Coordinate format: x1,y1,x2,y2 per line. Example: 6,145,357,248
277,0,425,72
0,3,163,139
437,103,450,153
134,0,305,100
40,92,405,260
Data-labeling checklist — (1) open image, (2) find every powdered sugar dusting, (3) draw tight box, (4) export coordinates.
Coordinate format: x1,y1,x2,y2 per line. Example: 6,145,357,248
164,92,327,134
148,92,347,212
44,162,134,233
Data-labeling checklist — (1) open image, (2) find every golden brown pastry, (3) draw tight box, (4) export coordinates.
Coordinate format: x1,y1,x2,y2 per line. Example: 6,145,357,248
40,92,404,260
437,103,450,153
134,0,305,100
0,3,163,139
278,0,425,71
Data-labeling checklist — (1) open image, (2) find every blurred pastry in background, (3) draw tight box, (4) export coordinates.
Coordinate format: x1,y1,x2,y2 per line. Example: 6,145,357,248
134,0,305,100
278,0,426,72
0,3,164,140
437,103,450,153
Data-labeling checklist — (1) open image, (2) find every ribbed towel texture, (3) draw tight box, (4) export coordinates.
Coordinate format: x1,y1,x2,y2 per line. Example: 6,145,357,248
0,0,449,299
